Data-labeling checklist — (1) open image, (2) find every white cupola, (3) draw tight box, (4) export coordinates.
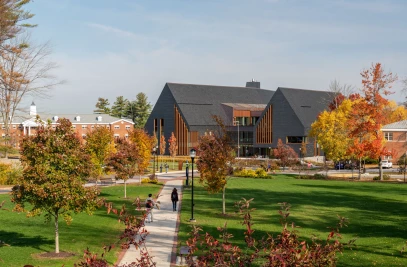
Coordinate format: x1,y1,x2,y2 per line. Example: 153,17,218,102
97,116,102,122
53,116,59,122
29,101,37,116
75,115,81,122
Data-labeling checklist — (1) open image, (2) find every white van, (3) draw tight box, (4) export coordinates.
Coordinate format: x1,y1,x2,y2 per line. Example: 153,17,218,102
381,160,393,169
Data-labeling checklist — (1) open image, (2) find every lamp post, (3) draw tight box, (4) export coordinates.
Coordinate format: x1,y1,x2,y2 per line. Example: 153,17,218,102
152,147,156,178
233,120,240,158
155,145,158,171
190,148,196,222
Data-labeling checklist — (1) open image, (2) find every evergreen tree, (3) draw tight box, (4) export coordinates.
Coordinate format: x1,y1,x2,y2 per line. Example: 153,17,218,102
126,93,152,128
110,96,128,118
94,97,110,114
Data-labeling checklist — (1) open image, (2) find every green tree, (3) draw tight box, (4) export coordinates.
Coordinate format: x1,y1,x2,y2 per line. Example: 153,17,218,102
94,97,110,114
108,137,139,198
126,92,152,128
196,116,235,215
85,126,116,183
110,96,128,118
11,118,101,254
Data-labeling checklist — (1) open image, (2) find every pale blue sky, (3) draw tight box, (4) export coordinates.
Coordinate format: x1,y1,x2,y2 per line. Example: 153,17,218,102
25,0,407,114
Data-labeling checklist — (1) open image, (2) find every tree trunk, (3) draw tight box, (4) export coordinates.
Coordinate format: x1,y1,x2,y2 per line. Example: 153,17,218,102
55,214,59,253
379,157,383,181
358,158,361,180
222,185,226,215
124,181,127,198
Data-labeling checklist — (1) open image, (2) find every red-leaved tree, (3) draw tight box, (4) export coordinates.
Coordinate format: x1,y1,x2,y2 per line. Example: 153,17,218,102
168,132,177,170
273,138,298,170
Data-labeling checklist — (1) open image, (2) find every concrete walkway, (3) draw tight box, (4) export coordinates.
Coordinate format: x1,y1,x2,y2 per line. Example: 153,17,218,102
118,179,183,267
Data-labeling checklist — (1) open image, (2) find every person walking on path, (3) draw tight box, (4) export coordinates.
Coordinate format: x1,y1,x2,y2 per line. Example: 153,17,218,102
171,188,179,211
145,194,155,223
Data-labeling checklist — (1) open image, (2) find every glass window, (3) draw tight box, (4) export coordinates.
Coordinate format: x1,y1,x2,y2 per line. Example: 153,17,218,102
125,125,131,130
286,136,307,143
114,125,120,129
384,132,393,141
82,125,87,129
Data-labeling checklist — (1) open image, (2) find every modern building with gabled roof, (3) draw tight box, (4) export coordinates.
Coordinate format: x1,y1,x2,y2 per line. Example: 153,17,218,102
254,87,334,156
145,81,274,156
146,81,334,157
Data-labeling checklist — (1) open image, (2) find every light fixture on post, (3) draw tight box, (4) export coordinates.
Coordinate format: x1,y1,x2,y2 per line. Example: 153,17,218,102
233,120,240,158
190,148,196,222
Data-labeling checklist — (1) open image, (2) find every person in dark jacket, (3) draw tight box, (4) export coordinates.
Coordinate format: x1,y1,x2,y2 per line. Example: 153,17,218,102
171,188,179,211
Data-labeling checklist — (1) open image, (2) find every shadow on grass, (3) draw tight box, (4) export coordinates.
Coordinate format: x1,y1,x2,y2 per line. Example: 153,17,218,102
0,230,53,250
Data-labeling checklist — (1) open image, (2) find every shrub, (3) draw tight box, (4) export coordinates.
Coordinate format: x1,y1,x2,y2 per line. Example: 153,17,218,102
313,173,327,179
373,176,380,180
141,178,150,183
383,174,391,181
234,168,272,179
0,163,22,185
255,168,268,178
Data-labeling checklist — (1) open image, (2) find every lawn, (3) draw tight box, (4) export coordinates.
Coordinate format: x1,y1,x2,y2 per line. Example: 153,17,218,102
0,183,162,267
178,175,407,266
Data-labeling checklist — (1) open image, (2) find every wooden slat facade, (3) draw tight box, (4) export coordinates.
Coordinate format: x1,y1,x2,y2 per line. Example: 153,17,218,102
174,105,189,155
256,105,272,144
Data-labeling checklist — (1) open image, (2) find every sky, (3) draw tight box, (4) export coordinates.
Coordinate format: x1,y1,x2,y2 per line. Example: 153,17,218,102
23,0,407,114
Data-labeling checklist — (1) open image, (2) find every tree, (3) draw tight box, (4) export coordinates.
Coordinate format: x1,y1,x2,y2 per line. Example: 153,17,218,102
11,118,101,254
310,99,356,162
196,116,235,215
159,134,166,155
273,139,298,169
94,97,110,114
108,138,139,198
126,93,152,128
84,126,116,183
0,36,59,157
129,128,154,183
110,96,128,118
168,132,177,170
0,0,35,47
348,63,397,180
326,79,355,110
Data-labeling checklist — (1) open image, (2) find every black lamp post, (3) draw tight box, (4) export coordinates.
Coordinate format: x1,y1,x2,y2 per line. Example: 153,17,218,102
155,145,159,171
190,148,196,222
152,147,156,178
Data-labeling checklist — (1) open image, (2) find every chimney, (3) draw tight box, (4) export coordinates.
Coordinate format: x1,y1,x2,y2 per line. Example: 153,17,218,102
246,79,260,88
29,101,37,116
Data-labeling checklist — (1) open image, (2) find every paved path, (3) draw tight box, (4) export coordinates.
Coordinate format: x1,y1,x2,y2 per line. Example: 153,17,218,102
118,179,183,267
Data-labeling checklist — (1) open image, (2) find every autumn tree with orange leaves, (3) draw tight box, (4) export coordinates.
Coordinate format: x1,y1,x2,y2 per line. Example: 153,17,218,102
347,63,398,180
273,139,298,170
168,132,178,170
129,128,154,183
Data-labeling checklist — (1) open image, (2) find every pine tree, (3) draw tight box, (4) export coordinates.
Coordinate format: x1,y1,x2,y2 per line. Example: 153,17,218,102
94,97,110,114
126,93,152,128
110,96,128,118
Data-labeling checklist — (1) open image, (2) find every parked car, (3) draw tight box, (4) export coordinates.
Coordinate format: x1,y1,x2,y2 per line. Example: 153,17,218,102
335,162,345,170
381,160,393,169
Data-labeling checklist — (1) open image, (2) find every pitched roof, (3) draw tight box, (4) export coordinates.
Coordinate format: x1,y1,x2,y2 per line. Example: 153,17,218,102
4,114,134,125
167,83,274,126
278,87,334,127
382,120,407,130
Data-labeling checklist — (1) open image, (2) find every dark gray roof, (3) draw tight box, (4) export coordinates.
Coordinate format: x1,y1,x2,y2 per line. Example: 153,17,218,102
167,83,274,126
278,87,334,127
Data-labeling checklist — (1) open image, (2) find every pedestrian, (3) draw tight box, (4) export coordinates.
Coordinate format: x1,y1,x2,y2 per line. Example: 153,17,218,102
145,193,155,223
165,163,168,173
171,188,179,211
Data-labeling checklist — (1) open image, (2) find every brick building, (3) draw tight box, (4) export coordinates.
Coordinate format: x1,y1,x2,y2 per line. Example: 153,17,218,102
0,102,134,147
381,120,407,160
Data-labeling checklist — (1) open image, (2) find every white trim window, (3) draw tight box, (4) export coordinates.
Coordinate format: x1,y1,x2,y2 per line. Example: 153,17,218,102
125,125,131,130
82,125,87,129
114,134,120,138
384,132,393,141
114,125,120,129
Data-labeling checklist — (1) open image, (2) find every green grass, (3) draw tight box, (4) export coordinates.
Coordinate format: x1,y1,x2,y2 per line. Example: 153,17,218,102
0,183,162,267
179,175,407,266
